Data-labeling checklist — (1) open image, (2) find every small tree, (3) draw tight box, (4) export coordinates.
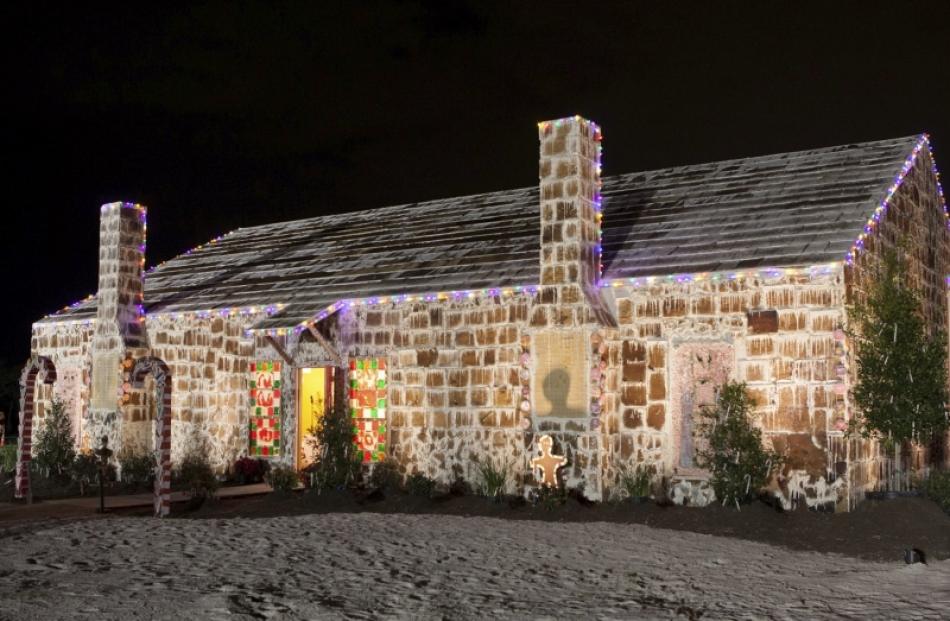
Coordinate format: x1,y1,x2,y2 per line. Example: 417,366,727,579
697,382,782,507
33,399,76,478
847,248,949,449
309,396,362,491
174,433,219,499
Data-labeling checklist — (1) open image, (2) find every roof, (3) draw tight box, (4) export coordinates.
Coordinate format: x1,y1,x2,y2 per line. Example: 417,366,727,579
40,134,924,329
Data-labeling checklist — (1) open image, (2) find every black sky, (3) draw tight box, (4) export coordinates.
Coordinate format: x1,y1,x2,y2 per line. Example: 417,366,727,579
4,1,950,366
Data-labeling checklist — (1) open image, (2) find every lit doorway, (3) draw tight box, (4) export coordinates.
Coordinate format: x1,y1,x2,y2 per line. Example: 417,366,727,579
297,367,335,470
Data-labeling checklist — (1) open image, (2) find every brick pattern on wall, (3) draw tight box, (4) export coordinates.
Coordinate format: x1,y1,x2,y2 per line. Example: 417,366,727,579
146,315,256,469
331,298,533,491
33,313,259,474
607,270,850,509
30,323,93,449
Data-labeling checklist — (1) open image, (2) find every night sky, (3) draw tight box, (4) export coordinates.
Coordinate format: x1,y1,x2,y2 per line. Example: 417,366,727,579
5,1,950,369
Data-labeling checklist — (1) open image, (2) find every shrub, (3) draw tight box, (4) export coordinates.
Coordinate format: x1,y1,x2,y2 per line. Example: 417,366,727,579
476,458,509,499
265,463,300,492
406,472,436,497
233,456,267,484
0,444,15,474
174,452,219,499
33,400,76,478
922,469,950,515
449,477,472,497
696,381,783,507
530,483,567,510
118,449,156,489
309,397,362,491
70,451,100,496
369,460,403,491
617,463,653,499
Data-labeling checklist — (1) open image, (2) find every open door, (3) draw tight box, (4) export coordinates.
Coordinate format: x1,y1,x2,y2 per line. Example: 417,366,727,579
297,367,334,470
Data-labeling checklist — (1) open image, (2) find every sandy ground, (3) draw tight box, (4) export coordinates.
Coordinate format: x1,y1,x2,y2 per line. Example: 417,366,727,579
0,512,947,620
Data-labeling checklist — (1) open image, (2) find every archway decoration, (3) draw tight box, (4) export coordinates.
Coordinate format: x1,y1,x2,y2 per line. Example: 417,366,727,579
131,356,172,517
15,355,57,500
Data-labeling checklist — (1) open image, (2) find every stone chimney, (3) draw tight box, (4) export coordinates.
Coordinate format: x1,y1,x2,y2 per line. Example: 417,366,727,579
89,202,147,422
530,117,613,502
94,202,148,348
535,115,615,327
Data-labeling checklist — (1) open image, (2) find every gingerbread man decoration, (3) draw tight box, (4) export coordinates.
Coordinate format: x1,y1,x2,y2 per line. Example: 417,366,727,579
531,435,566,488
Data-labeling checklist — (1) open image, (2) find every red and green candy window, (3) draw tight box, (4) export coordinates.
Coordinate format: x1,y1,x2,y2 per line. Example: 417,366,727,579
248,360,281,457
349,358,387,462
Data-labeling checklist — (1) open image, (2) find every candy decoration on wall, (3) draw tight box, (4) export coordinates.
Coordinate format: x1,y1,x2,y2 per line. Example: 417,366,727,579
248,361,281,456
349,358,387,462
590,332,608,431
832,327,849,432
519,335,532,430
119,353,135,405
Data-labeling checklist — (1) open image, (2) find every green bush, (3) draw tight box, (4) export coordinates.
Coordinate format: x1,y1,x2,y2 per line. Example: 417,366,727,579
922,469,950,515
0,444,16,474
617,463,653,499
174,452,219,499
406,472,436,497
33,400,76,478
70,451,99,496
530,483,567,510
118,449,156,489
369,460,403,491
265,463,300,492
697,381,783,507
449,477,472,496
476,458,509,499
309,397,362,491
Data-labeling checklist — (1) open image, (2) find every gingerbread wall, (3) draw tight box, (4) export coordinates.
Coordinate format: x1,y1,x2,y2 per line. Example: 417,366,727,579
844,142,950,496
601,268,851,509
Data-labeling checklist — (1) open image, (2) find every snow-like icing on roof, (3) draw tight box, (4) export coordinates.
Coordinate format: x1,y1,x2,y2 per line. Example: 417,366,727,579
39,134,922,329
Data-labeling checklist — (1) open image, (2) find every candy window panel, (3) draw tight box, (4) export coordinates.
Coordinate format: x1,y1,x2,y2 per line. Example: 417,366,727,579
349,358,387,462
248,360,282,457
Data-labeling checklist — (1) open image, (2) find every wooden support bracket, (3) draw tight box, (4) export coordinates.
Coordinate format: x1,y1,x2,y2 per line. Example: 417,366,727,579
264,335,295,367
307,325,344,366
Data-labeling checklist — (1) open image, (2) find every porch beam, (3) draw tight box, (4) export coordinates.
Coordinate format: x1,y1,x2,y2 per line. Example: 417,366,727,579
264,335,295,367
307,325,344,366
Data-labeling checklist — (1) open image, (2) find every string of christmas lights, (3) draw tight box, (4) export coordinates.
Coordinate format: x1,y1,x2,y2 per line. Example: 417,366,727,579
594,122,604,280
249,284,542,337
845,134,950,265
927,135,950,228
149,304,286,321
600,262,841,288
41,303,286,327
144,230,235,275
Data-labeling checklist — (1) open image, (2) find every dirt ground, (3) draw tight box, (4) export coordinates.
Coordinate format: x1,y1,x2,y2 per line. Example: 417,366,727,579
3,475,948,564
183,488,950,563
1,490,948,619
0,507,948,620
